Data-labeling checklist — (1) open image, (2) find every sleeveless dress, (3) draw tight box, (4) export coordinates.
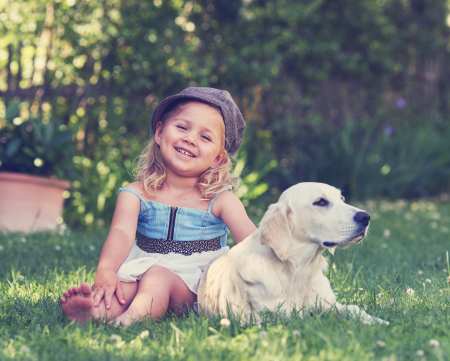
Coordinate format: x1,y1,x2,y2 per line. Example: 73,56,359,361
116,187,230,294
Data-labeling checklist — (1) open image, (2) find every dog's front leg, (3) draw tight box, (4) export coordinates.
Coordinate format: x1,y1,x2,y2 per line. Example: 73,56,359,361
335,303,389,325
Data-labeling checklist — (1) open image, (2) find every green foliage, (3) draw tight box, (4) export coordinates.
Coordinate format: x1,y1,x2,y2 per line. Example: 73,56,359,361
67,138,142,228
0,101,75,178
254,115,450,201
1,0,449,227
0,200,449,360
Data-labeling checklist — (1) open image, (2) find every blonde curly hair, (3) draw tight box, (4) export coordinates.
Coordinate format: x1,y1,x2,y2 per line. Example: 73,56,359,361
135,100,238,199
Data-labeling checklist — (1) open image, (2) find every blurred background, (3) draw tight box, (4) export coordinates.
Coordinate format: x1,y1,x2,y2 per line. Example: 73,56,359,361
0,0,449,229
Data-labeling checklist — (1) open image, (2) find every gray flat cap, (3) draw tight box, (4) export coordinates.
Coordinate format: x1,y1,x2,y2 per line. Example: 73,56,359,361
151,87,246,154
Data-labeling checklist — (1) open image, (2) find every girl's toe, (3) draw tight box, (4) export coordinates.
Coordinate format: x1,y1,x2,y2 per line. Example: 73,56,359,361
80,283,92,296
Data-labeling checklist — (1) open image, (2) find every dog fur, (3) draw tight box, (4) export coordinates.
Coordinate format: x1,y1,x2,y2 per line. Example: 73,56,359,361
197,182,388,325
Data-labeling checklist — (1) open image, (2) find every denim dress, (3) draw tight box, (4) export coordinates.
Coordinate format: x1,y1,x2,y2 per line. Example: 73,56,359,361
116,187,230,294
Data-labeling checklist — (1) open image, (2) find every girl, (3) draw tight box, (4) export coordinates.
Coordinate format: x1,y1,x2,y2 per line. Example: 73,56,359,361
60,87,256,326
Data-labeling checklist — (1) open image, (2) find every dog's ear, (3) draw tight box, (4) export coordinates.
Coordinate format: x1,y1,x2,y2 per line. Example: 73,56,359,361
259,202,293,261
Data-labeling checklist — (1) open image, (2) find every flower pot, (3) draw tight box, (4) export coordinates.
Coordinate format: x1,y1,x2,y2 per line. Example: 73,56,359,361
0,172,70,232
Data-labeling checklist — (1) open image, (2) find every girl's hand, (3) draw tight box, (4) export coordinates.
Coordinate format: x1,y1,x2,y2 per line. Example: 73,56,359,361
93,268,126,309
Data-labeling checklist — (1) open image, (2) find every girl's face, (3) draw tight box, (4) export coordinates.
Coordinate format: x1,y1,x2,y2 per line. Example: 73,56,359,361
154,101,225,178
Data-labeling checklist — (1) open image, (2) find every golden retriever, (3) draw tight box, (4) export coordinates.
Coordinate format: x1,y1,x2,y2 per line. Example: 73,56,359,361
198,182,388,325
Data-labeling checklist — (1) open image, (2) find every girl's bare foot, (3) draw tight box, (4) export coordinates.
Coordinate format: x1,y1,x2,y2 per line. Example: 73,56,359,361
112,308,141,327
112,295,157,327
111,312,131,327
60,283,98,323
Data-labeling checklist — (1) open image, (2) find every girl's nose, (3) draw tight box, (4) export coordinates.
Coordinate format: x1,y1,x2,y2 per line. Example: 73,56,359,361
182,132,196,146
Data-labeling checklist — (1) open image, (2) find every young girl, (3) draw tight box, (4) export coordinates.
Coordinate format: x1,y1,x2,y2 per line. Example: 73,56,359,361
60,87,256,326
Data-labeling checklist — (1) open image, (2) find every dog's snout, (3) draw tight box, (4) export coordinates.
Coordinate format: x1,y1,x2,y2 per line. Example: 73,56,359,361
354,211,370,226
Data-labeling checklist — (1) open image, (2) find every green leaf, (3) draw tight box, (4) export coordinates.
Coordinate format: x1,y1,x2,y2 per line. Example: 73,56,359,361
5,101,20,123
5,138,21,158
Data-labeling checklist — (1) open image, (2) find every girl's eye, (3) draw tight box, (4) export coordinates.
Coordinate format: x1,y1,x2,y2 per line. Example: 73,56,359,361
176,124,187,130
313,198,329,207
201,135,212,142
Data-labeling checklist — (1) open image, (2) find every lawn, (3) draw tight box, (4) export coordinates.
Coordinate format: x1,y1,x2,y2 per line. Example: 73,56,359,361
0,199,449,361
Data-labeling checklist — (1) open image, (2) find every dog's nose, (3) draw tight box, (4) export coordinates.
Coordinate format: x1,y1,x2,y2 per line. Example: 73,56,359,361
354,211,370,226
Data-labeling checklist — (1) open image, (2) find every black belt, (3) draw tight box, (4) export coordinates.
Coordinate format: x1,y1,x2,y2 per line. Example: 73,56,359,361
136,233,221,256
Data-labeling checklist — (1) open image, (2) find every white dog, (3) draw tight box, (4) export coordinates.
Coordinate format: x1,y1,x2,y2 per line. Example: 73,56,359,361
198,182,388,325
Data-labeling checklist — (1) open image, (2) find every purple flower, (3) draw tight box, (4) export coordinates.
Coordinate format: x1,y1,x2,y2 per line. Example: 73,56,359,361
383,125,395,136
395,97,407,109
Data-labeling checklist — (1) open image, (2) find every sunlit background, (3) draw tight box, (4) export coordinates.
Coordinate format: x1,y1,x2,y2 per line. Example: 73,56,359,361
1,0,449,229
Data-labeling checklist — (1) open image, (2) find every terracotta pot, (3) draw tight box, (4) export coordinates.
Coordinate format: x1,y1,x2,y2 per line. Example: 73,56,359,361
0,172,70,232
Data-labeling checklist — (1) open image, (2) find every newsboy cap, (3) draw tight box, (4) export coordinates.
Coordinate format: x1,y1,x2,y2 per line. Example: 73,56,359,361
151,87,246,155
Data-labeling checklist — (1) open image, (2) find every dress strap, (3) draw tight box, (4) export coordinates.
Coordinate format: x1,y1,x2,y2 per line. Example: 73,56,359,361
119,187,148,208
207,185,233,214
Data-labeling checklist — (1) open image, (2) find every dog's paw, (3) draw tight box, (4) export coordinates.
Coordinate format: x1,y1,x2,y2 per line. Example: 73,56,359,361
359,312,389,326
371,316,390,326
336,304,389,326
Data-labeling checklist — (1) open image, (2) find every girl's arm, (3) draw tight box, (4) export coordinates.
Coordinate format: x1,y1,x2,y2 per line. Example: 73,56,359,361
214,191,257,243
93,191,140,307
97,191,139,270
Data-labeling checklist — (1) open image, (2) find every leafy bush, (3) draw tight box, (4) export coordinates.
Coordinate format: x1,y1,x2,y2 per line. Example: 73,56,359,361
0,101,75,178
255,115,450,201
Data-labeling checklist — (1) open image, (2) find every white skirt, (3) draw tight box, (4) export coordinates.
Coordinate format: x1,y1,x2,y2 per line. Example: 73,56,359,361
117,244,229,294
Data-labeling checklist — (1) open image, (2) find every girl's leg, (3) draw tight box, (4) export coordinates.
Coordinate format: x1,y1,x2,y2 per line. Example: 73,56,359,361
60,281,138,323
114,265,195,326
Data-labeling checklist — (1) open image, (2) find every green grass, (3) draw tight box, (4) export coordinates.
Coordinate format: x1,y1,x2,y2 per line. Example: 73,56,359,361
0,199,449,361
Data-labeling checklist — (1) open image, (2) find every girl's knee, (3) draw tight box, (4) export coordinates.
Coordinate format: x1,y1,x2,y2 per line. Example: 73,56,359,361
142,265,172,281
139,266,175,292
140,266,194,301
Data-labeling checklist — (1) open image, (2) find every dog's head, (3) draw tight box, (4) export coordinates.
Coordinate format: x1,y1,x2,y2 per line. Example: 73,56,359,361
259,182,370,261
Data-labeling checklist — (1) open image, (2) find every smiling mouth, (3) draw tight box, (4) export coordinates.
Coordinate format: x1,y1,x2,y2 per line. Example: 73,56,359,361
175,147,196,158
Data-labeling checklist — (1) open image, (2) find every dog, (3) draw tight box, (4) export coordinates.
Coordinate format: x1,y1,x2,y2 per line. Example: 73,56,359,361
197,182,388,325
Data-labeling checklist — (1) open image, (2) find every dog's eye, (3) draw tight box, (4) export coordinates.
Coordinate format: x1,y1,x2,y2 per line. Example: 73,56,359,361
313,198,329,207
